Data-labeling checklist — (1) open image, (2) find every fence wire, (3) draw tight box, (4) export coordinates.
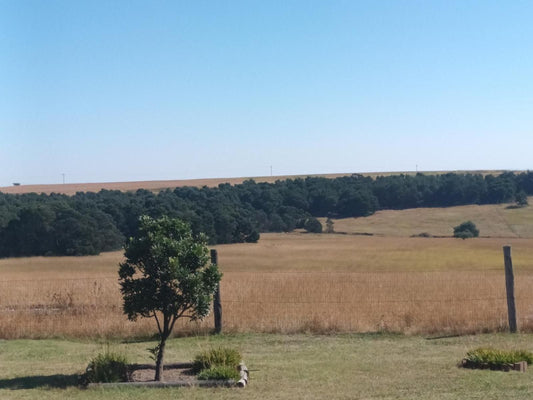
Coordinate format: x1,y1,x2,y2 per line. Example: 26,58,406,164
0,270,532,338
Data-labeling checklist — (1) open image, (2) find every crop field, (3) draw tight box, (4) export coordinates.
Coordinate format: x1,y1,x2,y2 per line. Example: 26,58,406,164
1,232,533,339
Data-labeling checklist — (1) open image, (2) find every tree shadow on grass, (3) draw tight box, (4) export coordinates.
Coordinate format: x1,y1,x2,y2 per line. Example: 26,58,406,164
0,374,79,390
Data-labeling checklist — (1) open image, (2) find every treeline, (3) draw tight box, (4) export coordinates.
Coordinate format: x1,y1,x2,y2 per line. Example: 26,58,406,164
0,171,532,257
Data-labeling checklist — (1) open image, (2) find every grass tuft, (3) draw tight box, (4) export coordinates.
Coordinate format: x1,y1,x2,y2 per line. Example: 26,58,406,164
83,350,129,383
193,346,241,373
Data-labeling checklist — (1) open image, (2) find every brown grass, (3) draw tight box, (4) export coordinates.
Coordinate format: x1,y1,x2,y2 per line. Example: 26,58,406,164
1,233,533,338
0,169,513,195
322,199,533,238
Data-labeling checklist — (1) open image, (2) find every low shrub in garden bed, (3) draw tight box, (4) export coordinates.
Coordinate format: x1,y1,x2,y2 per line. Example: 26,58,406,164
197,365,240,381
193,347,241,372
80,346,245,386
462,347,533,370
193,347,243,381
82,350,130,384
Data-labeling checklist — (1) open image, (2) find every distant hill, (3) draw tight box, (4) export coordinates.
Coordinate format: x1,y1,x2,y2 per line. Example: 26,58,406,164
1,170,530,257
322,198,533,238
0,169,513,195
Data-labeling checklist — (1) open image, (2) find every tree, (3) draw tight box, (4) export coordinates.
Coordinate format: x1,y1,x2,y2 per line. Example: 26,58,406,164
118,215,221,381
303,217,322,233
325,217,335,233
515,190,529,207
453,221,479,239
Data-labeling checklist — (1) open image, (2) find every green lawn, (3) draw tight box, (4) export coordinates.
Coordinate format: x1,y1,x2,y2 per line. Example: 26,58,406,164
1,333,532,399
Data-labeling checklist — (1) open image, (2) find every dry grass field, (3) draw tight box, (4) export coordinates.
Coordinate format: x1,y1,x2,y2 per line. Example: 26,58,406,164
1,232,533,339
0,169,511,195
1,193,531,339
322,199,533,238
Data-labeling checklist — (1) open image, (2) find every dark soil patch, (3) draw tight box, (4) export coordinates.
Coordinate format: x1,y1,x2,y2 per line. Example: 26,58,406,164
128,362,197,383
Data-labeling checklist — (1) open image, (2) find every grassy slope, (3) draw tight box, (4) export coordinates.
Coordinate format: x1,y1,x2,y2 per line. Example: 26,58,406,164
322,199,533,238
2,233,533,276
1,333,533,400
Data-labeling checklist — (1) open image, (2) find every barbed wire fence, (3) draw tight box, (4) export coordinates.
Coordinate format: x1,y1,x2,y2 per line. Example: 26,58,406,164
1,267,532,339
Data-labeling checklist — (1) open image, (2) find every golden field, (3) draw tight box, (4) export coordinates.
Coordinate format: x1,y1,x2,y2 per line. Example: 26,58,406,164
1,232,533,339
321,198,533,238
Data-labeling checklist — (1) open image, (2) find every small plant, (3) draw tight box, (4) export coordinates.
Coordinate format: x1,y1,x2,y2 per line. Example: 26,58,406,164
197,365,240,381
463,347,533,368
453,221,479,239
193,346,241,373
84,350,129,383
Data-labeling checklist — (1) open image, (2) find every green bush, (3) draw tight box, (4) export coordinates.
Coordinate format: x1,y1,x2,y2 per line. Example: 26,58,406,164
85,351,129,383
464,347,533,368
193,347,241,373
453,221,479,239
303,217,323,233
197,365,240,381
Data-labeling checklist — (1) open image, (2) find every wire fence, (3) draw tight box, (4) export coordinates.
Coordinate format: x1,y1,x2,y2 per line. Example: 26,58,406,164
1,270,533,338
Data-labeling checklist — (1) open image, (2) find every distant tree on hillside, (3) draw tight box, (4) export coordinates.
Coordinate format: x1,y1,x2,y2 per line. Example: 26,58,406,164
453,221,479,239
325,217,335,233
515,190,529,207
303,217,322,233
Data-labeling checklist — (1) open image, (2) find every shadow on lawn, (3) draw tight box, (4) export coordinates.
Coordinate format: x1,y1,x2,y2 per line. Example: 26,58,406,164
0,374,79,390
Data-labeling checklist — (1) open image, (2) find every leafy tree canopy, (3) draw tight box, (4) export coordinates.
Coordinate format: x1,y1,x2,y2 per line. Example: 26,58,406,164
453,221,479,239
2,171,533,257
118,215,221,381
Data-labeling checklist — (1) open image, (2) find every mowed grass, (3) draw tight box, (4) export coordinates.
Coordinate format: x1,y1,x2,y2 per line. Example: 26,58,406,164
322,200,533,238
1,233,533,338
1,333,533,400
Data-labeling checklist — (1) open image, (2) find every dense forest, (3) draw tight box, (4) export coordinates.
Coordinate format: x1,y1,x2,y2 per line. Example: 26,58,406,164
0,171,532,257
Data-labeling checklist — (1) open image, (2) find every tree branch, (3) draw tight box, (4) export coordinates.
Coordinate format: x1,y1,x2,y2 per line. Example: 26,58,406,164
153,312,163,335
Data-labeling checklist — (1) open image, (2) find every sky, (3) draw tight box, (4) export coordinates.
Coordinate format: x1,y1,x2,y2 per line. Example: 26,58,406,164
1,1,532,186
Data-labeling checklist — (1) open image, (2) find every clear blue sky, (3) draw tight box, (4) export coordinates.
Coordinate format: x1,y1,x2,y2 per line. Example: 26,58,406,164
1,1,532,186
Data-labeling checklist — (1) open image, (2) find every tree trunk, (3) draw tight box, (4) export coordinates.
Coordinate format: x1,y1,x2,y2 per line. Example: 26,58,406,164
154,337,167,381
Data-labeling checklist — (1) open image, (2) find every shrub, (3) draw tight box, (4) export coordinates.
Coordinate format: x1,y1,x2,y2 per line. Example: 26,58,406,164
453,221,479,239
516,190,528,207
197,365,240,381
464,347,533,368
412,232,432,238
303,217,322,233
84,351,129,383
193,347,241,373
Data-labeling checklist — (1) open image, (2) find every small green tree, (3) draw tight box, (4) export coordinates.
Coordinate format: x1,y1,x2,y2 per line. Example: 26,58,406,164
325,217,335,233
303,217,322,233
453,221,479,239
118,216,221,381
516,190,529,207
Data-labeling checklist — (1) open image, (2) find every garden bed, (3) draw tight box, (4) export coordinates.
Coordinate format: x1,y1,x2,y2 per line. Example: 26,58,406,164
461,359,527,372
460,347,531,373
86,362,249,388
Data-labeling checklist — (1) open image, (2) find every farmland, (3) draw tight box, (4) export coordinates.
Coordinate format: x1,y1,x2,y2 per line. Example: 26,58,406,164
1,186,533,399
320,201,533,238
1,232,533,338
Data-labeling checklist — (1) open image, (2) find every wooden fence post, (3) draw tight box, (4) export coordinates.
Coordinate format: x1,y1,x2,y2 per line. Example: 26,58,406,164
503,245,517,333
211,249,222,334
